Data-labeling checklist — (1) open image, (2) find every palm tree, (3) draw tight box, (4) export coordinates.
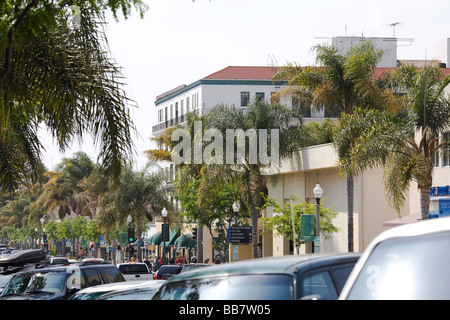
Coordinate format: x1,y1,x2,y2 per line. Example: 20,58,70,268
350,62,450,220
98,164,173,260
197,100,305,258
273,40,385,252
0,1,148,195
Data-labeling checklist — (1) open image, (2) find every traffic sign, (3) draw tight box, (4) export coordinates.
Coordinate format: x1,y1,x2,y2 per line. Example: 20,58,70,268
228,226,252,244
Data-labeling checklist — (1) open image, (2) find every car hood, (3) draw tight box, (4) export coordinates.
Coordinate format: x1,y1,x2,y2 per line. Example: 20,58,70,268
0,292,66,300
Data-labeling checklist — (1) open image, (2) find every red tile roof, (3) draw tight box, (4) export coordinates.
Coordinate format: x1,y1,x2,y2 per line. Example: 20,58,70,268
202,66,280,80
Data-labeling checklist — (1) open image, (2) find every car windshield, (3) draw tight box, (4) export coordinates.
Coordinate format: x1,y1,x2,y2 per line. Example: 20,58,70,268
347,231,450,300
119,264,149,274
154,274,294,300
1,271,67,296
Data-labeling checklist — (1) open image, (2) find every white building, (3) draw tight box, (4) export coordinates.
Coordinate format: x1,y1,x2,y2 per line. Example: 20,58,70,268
152,66,288,137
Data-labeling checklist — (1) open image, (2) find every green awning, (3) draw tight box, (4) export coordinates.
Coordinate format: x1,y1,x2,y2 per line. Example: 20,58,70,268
173,233,197,249
150,231,162,245
150,228,180,246
168,227,180,246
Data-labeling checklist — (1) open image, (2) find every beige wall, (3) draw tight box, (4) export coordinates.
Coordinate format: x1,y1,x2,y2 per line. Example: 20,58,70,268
266,144,411,255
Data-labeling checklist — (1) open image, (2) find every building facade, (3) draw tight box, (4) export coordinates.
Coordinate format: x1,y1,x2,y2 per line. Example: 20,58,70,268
151,37,450,262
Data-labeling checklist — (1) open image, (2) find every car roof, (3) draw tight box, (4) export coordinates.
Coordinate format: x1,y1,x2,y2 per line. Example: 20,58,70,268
73,280,165,294
166,253,360,282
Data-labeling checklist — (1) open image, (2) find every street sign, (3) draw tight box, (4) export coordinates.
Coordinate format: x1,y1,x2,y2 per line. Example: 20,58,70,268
300,214,315,241
228,226,252,244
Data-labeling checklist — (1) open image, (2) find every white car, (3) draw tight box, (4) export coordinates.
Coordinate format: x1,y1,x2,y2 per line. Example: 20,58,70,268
70,280,165,300
339,216,450,300
117,262,153,281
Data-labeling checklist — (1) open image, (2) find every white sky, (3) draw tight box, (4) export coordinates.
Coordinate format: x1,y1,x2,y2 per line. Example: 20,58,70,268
40,0,450,170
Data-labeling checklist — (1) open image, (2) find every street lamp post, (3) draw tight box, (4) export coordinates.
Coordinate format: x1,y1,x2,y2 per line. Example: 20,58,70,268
161,208,168,264
127,215,132,260
313,183,323,253
232,201,239,225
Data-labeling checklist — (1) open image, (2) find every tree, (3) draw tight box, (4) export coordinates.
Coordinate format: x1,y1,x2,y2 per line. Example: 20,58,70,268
349,62,450,220
34,152,95,219
0,0,148,196
98,164,173,260
274,40,386,252
260,194,339,254
197,100,306,258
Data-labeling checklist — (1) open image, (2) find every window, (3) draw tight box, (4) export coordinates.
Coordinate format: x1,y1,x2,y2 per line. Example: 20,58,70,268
83,269,103,286
433,136,440,167
256,92,265,101
241,92,250,107
303,270,338,300
102,267,125,282
443,132,450,166
186,97,190,112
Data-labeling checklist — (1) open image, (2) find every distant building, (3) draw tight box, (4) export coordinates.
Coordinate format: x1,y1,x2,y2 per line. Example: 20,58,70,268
152,66,287,136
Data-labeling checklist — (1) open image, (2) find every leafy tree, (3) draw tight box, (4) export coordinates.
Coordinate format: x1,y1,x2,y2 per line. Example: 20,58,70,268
260,195,339,254
274,40,386,252
0,0,148,196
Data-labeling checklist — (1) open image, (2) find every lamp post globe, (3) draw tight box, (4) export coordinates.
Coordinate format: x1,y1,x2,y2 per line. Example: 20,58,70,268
313,183,322,253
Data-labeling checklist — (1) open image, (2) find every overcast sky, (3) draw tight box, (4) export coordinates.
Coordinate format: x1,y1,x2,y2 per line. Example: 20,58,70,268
40,0,450,170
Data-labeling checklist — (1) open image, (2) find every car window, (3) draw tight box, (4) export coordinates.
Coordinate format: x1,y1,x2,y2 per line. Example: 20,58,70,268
1,271,67,296
159,266,181,274
119,264,149,274
83,269,104,286
154,274,294,300
102,267,125,283
303,270,338,300
332,264,356,289
347,231,450,300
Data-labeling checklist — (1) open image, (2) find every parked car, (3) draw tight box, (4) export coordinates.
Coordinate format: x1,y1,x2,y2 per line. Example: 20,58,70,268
47,257,70,266
0,262,125,300
153,265,183,280
180,263,209,273
70,280,165,300
153,253,360,300
339,216,450,300
0,249,47,293
117,262,153,281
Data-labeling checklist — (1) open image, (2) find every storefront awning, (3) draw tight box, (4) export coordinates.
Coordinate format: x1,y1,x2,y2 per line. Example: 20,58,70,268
149,228,180,246
173,233,197,249
383,212,422,227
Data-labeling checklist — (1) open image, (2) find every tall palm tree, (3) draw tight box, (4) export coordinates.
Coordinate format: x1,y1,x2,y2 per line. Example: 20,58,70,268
198,100,305,258
350,62,450,220
98,164,173,260
273,40,385,252
0,2,147,195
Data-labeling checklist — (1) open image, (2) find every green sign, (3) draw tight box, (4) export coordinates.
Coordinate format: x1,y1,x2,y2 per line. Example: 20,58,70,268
119,232,128,246
300,214,315,241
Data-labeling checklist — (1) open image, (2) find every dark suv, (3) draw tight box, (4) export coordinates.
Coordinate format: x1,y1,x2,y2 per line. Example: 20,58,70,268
0,260,125,300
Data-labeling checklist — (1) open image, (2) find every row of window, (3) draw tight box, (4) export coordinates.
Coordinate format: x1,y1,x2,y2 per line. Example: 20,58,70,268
433,132,450,167
158,93,199,123
241,91,272,106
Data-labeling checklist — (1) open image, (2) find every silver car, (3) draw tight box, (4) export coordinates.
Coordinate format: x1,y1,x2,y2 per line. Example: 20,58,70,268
340,216,450,300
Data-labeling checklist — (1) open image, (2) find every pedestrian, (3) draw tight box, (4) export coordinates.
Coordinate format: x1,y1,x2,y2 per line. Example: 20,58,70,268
214,258,220,264
130,257,136,264
204,258,209,264
191,256,197,263
159,256,164,266
153,256,161,272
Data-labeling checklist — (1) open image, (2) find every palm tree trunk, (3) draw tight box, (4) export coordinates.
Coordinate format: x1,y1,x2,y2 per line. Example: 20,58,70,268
251,206,259,259
420,186,431,220
347,172,354,252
